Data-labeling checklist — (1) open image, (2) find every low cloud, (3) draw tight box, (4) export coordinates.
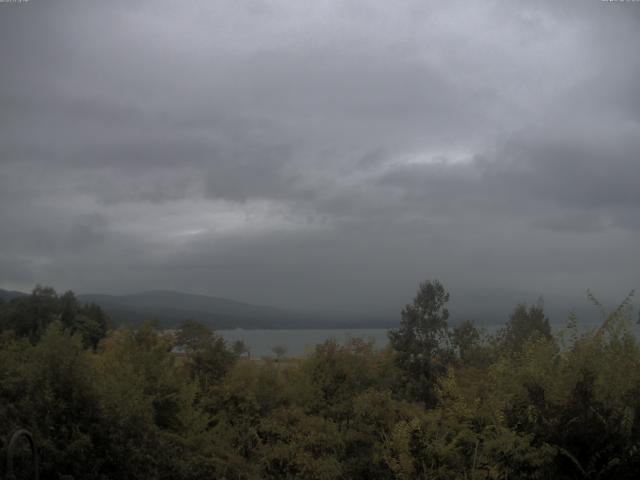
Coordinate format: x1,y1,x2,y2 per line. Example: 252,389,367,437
0,0,638,317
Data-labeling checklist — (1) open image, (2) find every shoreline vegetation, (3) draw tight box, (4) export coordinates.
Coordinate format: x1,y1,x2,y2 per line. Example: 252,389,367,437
1,281,638,479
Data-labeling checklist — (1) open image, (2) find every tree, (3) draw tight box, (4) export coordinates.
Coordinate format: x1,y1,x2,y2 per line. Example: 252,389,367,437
232,339,250,357
0,285,60,341
272,345,287,361
175,319,214,352
176,319,237,389
451,320,480,362
500,301,552,354
93,323,217,480
0,287,108,348
257,407,343,480
301,338,383,424
74,302,109,348
388,279,452,407
0,322,103,478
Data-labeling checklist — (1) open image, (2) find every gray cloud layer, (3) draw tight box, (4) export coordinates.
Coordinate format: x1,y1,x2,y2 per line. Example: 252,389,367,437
1,0,639,318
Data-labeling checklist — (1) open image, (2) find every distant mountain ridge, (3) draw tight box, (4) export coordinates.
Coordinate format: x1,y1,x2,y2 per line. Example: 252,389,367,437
0,288,393,329
1,287,612,330
80,290,395,329
0,289,28,301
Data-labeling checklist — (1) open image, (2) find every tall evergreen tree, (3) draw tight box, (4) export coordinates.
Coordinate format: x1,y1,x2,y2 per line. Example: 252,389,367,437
388,279,452,407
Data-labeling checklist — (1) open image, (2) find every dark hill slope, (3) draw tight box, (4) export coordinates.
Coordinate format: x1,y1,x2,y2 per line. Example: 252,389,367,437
0,289,28,301
77,290,393,329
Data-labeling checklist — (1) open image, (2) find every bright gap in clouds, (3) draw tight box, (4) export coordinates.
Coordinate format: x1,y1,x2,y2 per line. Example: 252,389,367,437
102,198,327,247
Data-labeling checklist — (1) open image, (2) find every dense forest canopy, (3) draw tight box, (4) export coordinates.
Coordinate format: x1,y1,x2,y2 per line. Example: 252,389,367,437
0,282,638,479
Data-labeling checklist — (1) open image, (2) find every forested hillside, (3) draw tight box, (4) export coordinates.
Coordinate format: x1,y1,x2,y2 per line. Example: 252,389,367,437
0,282,638,479
0,288,394,330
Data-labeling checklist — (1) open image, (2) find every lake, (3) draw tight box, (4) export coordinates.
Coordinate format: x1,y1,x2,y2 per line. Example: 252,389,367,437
218,329,390,357
218,321,623,357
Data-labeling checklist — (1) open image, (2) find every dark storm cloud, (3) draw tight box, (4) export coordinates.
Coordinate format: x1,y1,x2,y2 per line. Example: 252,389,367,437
1,0,638,317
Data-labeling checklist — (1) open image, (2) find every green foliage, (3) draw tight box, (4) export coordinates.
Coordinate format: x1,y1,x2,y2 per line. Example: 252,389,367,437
92,324,217,479
451,319,495,367
2,283,640,479
73,302,110,348
176,319,238,389
0,286,108,347
302,338,382,419
499,301,552,354
388,280,453,406
258,407,343,480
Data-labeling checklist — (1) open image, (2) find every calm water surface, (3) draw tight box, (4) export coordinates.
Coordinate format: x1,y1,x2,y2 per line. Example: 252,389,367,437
218,329,390,357
218,321,629,357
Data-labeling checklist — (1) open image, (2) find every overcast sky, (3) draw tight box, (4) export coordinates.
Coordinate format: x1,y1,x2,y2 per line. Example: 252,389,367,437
1,0,638,318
